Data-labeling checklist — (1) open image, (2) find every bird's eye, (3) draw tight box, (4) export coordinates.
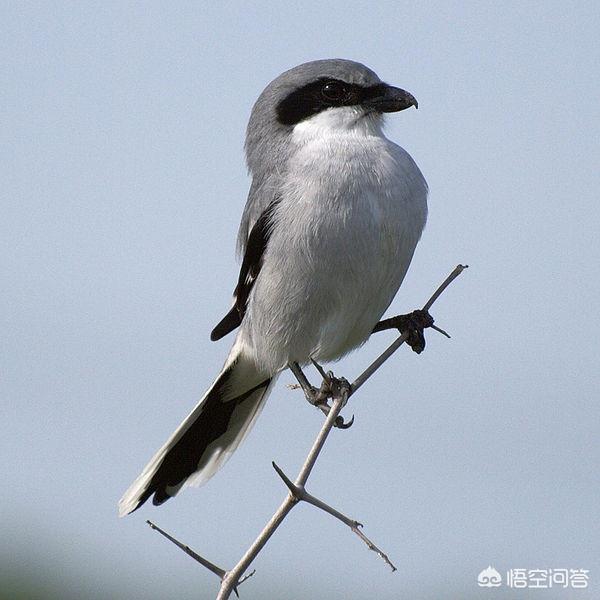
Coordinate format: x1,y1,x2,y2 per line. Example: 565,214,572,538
321,81,346,101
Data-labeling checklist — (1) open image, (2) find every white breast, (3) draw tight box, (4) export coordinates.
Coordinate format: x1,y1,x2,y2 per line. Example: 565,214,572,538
239,108,428,373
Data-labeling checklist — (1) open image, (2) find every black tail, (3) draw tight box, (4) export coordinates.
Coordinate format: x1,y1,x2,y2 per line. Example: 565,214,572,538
119,350,272,516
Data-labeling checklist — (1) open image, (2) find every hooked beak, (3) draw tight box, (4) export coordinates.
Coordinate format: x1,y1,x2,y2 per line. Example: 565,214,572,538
363,84,418,112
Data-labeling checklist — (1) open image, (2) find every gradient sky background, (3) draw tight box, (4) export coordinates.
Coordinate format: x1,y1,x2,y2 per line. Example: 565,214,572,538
2,2,599,599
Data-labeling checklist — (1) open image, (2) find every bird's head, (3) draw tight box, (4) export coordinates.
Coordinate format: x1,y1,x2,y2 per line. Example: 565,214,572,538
245,59,417,174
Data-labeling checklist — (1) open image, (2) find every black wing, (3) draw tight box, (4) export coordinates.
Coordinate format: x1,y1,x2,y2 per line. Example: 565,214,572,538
210,199,280,341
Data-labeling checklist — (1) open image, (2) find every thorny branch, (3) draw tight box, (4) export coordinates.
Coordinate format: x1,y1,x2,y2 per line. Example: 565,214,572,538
147,264,468,599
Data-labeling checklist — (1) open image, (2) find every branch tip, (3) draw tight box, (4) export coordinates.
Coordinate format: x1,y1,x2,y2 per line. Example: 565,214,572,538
352,526,398,572
146,520,226,579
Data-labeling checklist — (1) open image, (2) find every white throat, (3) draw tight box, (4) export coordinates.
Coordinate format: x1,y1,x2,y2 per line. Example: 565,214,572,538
292,106,385,143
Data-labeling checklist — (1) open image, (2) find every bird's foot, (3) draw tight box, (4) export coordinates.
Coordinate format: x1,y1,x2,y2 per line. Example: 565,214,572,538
289,361,353,429
309,359,353,429
372,309,435,354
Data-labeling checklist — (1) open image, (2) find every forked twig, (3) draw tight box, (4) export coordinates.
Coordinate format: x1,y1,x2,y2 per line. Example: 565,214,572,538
146,264,468,599
271,461,397,571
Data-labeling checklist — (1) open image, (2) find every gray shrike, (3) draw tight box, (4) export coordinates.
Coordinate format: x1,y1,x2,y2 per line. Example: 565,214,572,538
119,59,429,516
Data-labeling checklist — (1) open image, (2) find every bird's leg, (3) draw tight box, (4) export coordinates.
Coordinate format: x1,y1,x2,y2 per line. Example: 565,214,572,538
289,361,354,429
372,309,435,354
289,362,319,404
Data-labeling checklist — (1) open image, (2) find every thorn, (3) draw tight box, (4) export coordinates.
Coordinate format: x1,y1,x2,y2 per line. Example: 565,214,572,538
232,568,256,597
430,324,451,338
272,461,301,498
238,569,256,585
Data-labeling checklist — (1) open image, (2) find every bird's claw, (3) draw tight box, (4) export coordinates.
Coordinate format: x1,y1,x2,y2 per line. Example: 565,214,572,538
374,309,434,354
307,362,352,428
290,361,353,428
334,414,354,429
403,309,434,354
316,372,352,428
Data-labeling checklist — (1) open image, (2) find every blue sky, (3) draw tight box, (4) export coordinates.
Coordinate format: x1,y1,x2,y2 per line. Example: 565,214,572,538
2,2,599,599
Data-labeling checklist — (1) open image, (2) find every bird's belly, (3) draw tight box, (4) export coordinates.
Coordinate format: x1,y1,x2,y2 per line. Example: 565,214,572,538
238,135,427,373
241,190,419,372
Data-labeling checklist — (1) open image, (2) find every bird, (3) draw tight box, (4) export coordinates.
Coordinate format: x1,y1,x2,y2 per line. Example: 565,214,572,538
118,59,429,517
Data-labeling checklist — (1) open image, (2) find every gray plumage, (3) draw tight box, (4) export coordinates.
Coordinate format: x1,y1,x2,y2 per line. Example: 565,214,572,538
119,59,427,516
